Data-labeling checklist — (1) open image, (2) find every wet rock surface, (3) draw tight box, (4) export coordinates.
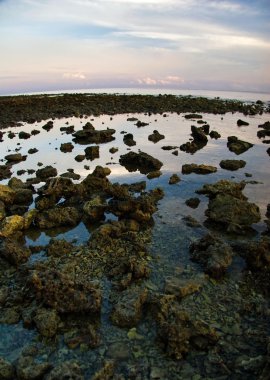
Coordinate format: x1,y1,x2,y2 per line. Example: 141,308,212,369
123,133,136,146
197,179,260,232
0,95,269,379
36,166,57,181
257,121,270,139
72,125,115,145
182,163,217,174
148,130,165,143
220,159,246,171
190,233,233,278
227,136,254,155
119,151,163,174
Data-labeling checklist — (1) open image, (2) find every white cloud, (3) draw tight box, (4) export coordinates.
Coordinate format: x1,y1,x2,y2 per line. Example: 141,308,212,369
63,72,86,80
136,75,185,86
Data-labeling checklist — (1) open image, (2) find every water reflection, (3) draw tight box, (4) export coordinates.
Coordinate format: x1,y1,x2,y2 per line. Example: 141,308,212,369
1,111,270,236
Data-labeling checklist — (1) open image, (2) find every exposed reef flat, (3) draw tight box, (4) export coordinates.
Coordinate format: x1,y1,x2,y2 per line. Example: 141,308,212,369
0,93,267,128
0,94,270,379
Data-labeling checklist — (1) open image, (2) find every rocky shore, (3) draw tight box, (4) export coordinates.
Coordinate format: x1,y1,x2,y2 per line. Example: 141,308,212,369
0,94,270,379
0,93,267,128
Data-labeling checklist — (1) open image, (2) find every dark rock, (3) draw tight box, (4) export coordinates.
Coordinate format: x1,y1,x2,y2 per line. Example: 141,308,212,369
135,120,149,127
37,176,78,200
257,121,270,138
0,238,31,265
5,153,25,163
258,129,270,139
31,266,101,313
13,188,33,205
0,165,12,181
60,142,74,152
237,119,249,126
108,189,162,225
123,133,136,146
119,151,163,174
16,355,51,380
91,361,115,380
35,206,81,229
220,159,246,171
0,357,14,380
31,129,40,135
83,121,95,130
206,193,260,232
148,130,165,143
18,131,31,139
74,154,85,162
185,114,203,119
209,130,221,139
17,169,26,175
147,170,162,179
127,117,138,121
8,132,15,139
239,237,270,271
36,166,57,180
164,276,204,298
47,238,74,257
190,233,233,278
191,125,208,143
82,166,111,194
28,148,38,154
42,120,54,131
185,197,200,208
84,145,99,160
128,181,146,193
156,296,218,359
258,121,270,131
73,128,115,144
0,184,15,205
161,145,178,150
83,196,107,221
60,125,74,134
180,140,207,154
197,179,260,232
111,286,148,327
34,308,60,337
60,172,80,180
196,179,247,200
227,136,253,155
0,200,5,221
267,147,270,156
45,361,84,380
182,163,217,175
109,147,118,154
169,174,181,184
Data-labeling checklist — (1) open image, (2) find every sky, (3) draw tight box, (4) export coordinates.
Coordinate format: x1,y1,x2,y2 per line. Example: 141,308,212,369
0,0,270,94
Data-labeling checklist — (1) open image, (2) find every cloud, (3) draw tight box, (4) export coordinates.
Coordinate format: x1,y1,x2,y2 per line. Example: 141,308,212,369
63,72,86,80
0,0,269,93
136,76,185,86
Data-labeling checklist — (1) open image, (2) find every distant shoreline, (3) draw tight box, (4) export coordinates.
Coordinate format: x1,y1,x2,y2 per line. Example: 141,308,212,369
2,88,270,102
0,93,268,129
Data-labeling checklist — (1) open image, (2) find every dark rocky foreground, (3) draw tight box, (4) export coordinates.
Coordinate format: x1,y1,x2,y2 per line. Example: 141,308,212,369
0,94,270,379
0,93,267,128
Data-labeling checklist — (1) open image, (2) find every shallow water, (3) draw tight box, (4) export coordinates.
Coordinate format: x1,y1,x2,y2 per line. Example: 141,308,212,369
1,110,270,378
1,111,269,239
